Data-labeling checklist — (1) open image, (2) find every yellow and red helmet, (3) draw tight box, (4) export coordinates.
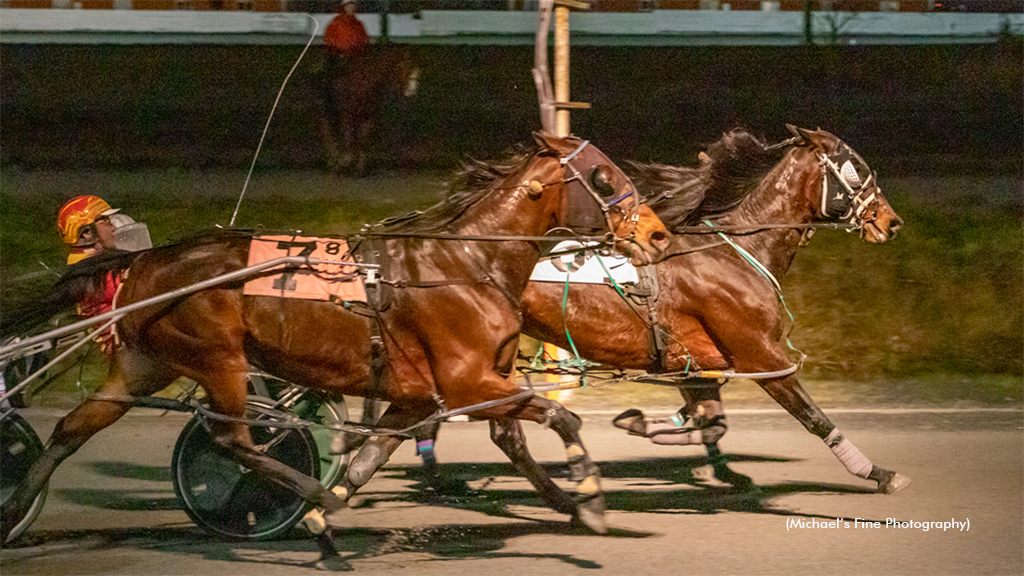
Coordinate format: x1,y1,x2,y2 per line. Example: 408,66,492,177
57,195,119,247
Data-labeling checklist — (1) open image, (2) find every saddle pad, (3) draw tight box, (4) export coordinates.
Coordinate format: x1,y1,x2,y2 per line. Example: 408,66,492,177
244,235,367,303
530,241,639,285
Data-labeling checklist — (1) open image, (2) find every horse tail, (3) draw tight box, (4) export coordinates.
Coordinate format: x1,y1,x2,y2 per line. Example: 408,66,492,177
0,250,141,340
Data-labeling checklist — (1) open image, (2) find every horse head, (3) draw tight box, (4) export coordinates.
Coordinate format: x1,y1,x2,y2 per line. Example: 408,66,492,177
533,131,670,264
787,124,903,243
387,46,420,99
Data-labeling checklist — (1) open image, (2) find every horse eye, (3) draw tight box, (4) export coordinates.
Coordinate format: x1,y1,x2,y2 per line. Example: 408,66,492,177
589,165,617,197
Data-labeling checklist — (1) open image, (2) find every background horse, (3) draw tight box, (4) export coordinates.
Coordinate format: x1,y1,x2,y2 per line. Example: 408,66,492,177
520,125,909,494
313,45,420,176
0,132,669,545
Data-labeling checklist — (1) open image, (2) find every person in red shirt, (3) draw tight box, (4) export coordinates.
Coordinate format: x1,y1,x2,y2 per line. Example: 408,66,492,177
323,0,368,66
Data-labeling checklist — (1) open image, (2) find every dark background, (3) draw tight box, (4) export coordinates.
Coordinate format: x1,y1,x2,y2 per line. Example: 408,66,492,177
1,39,1021,175
1,39,1021,385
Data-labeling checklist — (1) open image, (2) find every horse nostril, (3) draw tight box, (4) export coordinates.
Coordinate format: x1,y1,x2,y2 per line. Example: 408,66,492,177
650,230,670,249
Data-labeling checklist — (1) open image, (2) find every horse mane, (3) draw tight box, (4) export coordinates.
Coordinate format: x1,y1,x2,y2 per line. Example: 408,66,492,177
628,129,783,230
374,144,540,234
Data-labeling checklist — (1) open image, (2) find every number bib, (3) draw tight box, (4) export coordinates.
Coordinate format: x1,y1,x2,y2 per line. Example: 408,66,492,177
243,235,367,303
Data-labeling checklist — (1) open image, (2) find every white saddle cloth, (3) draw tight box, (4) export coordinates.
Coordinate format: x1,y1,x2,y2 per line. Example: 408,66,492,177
529,241,639,285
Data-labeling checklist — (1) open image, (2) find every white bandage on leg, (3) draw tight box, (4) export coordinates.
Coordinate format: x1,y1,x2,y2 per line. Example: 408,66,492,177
824,428,873,479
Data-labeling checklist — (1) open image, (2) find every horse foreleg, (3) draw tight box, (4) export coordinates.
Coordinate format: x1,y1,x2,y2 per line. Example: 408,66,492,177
488,418,578,516
311,74,344,172
323,403,433,527
758,374,910,494
352,118,373,176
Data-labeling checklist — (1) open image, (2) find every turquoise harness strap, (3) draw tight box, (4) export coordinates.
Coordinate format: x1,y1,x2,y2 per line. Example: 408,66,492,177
703,220,806,366
558,264,592,385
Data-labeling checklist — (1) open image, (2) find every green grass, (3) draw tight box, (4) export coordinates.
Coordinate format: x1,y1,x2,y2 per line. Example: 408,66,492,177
2,169,1021,409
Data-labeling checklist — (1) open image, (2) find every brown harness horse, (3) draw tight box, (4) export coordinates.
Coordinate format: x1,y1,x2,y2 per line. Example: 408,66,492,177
313,45,419,176
521,125,910,494
0,132,670,543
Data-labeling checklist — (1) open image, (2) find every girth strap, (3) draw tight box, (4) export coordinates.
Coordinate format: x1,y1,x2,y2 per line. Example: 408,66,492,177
633,264,668,373
359,245,388,402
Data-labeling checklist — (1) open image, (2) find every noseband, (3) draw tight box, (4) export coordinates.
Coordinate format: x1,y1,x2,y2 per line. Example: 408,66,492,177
816,144,880,230
558,139,642,243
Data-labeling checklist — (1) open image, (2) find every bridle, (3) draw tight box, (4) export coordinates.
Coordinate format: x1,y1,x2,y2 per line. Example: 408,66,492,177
815,142,881,231
557,138,643,245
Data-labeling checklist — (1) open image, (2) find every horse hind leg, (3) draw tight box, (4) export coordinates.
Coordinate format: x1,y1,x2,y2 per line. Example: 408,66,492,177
1,349,176,542
612,382,729,446
758,374,910,494
501,396,606,534
200,380,347,515
488,418,578,516
322,402,435,527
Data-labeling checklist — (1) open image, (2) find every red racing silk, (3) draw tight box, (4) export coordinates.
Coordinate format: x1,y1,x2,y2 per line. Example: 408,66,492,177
77,271,123,355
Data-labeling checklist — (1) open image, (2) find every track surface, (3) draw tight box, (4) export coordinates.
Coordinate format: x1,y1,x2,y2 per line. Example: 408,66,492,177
2,404,1021,575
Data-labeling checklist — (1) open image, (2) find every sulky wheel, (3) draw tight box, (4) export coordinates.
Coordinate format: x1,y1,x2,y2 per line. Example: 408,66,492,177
171,398,321,541
1,411,47,544
247,374,349,489
288,394,348,490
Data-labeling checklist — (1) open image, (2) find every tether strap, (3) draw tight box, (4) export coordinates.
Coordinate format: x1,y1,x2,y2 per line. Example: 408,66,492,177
358,231,614,243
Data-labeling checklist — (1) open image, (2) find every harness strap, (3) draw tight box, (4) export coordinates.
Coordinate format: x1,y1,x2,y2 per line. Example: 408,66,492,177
362,253,388,402
703,220,806,368
635,264,667,373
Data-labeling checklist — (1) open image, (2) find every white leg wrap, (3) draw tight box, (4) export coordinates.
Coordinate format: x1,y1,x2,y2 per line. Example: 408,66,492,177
824,429,873,479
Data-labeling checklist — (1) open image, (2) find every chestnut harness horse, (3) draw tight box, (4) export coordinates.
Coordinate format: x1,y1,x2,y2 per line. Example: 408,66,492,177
0,132,670,545
520,125,910,495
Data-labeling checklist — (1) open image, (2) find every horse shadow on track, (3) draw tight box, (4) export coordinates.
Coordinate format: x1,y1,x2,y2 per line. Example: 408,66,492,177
2,520,646,573
19,454,879,571
58,454,877,521
357,453,878,522
54,461,180,512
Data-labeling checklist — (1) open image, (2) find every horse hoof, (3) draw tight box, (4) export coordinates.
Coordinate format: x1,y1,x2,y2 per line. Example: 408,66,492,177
877,471,911,495
612,409,647,436
575,495,607,535
303,509,328,534
322,502,350,528
314,555,351,572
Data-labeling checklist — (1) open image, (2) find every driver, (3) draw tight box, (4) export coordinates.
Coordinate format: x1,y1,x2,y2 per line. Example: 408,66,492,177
58,195,121,266
55,195,146,351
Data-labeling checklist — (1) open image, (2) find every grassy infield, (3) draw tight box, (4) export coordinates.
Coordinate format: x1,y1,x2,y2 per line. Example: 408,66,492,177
0,168,1020,409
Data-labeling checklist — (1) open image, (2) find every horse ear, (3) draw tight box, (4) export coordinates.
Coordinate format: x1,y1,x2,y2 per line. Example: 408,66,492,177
533,130,561,152
786,124,819,146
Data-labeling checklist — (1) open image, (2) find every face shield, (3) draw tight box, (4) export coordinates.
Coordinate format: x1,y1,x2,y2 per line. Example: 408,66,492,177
108,214,153,252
